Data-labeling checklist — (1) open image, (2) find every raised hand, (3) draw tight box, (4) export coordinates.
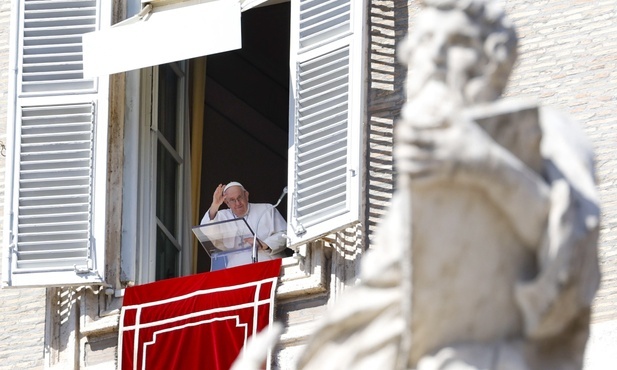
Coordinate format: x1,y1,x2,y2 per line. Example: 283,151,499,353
212,184,225,208
207,184,225,220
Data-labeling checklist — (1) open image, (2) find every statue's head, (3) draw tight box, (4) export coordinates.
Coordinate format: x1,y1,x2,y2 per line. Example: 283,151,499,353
399,0,517,105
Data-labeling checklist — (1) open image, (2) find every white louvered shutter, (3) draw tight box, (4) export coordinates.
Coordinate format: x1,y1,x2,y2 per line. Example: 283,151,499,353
287,0,366,246
2,0,109,287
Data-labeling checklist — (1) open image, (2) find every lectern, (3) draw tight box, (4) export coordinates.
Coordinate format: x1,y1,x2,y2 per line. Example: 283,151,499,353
192,218,256,271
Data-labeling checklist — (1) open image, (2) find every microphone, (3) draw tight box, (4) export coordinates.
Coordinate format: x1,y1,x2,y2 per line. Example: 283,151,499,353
252,186,288,263
273,186,288,208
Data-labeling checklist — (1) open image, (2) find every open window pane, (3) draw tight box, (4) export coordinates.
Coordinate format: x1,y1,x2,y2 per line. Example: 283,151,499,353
148,61,186,282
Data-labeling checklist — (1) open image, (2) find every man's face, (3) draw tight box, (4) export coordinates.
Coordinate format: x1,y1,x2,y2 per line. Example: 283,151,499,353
224,186,249,217
406,8,486,103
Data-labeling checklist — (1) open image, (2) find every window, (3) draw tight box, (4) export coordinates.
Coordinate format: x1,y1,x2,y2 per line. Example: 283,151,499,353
3,0,367,287
135,62,191,283
190,0,366,251
155,63,188,280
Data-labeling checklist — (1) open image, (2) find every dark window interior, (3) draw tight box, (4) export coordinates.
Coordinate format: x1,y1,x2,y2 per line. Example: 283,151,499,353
196,2,290,272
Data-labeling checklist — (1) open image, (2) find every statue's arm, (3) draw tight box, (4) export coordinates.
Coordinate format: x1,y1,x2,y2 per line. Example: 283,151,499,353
395,116,550,248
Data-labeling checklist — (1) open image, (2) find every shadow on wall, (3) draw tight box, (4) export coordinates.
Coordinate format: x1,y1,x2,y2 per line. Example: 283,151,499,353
365,1,409,248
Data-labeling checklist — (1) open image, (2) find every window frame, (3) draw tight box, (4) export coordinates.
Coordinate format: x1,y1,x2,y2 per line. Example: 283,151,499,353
132,62,192,284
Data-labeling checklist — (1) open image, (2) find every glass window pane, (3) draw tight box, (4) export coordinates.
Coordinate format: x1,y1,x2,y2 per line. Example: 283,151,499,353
156,141,178,235
158,64,179,149
156,226,179,280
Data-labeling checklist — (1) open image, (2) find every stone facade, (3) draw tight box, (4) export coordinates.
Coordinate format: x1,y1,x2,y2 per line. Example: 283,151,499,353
0,0,615,369
0,1,46,369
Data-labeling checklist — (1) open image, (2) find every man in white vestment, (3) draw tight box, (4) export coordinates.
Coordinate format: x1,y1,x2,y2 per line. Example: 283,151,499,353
201,181,288,268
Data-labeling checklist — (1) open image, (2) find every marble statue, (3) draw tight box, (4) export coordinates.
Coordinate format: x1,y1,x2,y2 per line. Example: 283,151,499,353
232,0,601,369
295,0,601,369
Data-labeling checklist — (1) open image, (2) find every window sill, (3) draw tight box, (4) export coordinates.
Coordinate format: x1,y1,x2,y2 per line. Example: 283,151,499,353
80,311,119,337
276,241,328,300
